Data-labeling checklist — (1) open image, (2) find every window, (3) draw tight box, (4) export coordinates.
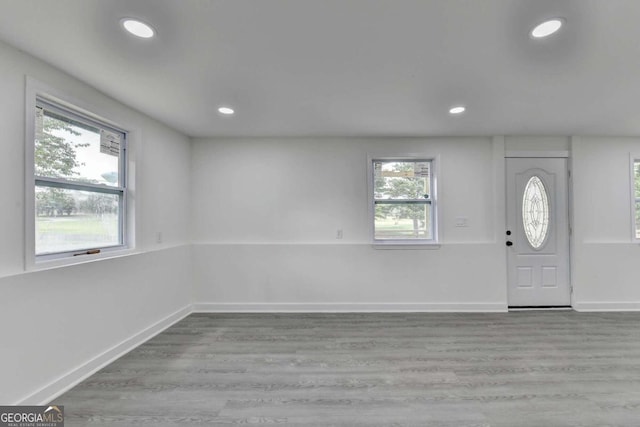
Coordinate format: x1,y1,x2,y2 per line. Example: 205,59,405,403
32,98,127,260
372,158,437,244
634,160,640,240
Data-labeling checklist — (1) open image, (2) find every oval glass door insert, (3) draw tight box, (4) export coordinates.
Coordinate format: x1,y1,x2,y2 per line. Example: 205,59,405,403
522,176,550,249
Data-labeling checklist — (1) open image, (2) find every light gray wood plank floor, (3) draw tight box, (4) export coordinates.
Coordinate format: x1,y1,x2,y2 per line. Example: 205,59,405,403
52,312,640,426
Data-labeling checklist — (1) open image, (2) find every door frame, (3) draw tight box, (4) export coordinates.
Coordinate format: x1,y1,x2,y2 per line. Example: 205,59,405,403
504,150,574,308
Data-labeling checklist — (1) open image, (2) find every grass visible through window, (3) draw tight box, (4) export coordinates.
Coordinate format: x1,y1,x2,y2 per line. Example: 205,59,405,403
36,214,119,255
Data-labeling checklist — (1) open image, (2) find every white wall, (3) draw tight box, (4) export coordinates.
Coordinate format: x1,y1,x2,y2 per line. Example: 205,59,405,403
191,136,640,312
572,136,640,310
505,136,570,152
191,137,508,311
0,40,193,404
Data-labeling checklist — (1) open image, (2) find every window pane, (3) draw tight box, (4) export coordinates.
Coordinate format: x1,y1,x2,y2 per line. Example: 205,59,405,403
36,186,121,254
636,201,640,240
634,161,640,239
374,161,431,200
635,161,640,199
375,203,431,239
36,108,121,187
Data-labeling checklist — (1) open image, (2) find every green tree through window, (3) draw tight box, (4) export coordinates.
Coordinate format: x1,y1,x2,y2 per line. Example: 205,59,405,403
35,110,85,216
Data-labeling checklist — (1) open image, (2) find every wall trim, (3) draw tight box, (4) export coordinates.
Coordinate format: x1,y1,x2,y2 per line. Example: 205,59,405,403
193,302,507,313
191,241,501,246
505,150,570,158
16,304,192,405
573,302,640,312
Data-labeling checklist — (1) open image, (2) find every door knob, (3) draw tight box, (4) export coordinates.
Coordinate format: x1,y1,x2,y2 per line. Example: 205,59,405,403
506,241,513,247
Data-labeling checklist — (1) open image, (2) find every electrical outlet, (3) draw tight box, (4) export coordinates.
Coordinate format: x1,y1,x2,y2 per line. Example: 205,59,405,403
336,229,343,239
156,231,163,244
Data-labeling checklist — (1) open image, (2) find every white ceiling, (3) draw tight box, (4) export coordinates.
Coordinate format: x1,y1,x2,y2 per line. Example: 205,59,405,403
0,0,638,138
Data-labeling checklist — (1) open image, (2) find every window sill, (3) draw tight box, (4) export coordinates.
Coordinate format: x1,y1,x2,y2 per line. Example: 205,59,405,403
27,247,139,273
372,242,441,250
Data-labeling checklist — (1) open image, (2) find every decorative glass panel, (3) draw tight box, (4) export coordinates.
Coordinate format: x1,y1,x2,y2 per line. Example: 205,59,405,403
522,176,550,249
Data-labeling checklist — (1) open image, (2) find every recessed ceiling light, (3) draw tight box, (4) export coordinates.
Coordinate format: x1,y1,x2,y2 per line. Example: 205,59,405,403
531,18,564,39
218,107,235,116
449,106,466,115
121,19,155,39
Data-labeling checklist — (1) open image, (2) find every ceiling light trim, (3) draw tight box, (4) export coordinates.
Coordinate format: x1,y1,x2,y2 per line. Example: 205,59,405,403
217,106,235,116
449,106,466,115
121,18,155,39
530,18,564,39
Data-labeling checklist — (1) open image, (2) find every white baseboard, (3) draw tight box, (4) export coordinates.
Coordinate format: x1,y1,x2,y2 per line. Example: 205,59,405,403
573,302,640,311
17,304,192,405
193,302,507,313
15,301,514,404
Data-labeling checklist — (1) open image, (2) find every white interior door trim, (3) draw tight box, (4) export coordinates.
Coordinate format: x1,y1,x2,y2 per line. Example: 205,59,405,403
505,150,570,158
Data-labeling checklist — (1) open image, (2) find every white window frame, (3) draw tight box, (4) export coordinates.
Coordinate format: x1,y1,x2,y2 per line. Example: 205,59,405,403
368,155,440,248
631,155,640,243
25,78,137,270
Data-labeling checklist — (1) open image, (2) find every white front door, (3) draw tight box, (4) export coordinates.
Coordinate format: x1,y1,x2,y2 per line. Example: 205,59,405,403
506,157,571,307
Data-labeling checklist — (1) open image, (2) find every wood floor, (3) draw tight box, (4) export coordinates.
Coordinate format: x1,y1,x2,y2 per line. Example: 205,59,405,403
52,312,640,426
